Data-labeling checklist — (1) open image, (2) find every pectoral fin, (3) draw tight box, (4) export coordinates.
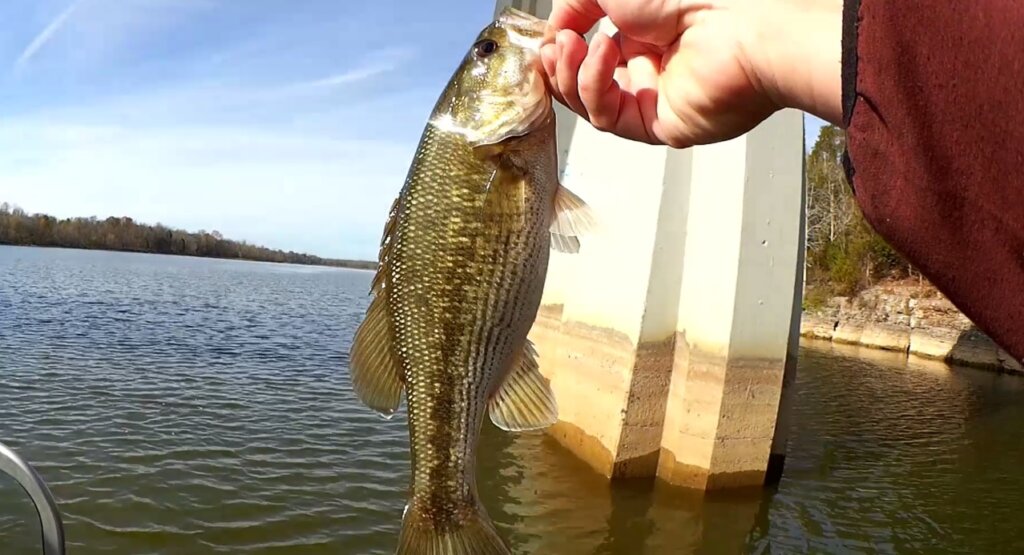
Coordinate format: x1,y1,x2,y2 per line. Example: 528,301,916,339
488,340,558,431
550,184,595,254
550,233,579,253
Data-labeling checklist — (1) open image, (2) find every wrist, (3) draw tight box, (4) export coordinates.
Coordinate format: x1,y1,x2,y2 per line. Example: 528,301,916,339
743,0,844,126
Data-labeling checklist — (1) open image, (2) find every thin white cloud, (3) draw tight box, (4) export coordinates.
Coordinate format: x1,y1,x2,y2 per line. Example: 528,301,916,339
13,0,216,73
298,66,392,89
58,47,420,113
14,0,84,72
285,47,415,92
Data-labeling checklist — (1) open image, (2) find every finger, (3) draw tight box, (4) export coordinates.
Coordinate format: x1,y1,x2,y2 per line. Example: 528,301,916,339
540,43,565,106
621,40,662,144
553,0,691,46
578,34,661,145
548,0,605,34
554,29,589,116
616,33,664,65
576,33,622,132
612,65,632,93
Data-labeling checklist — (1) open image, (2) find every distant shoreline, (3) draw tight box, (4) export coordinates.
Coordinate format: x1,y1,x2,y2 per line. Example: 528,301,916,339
0,243,376,271
0,204,376,271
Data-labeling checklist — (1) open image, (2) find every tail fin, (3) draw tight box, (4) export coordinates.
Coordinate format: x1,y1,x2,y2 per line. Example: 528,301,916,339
395,502,510,555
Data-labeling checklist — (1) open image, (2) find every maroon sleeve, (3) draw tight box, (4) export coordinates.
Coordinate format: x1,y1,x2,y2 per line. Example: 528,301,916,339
841,0,1024,363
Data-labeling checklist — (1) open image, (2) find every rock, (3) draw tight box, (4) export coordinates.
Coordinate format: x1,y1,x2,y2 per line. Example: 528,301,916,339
801,316,837,340
912,298,973,332
803,282,1011,375
998,349,1024,374
909,328,961,361
859,324,910,352
947,331,1002,369
832,322,864,345
911,328,1001,369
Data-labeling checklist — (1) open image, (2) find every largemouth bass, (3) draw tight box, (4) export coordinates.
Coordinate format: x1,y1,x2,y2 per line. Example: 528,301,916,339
347,7,593,555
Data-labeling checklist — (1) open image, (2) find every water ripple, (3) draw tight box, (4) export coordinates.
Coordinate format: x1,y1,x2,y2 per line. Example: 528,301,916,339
4,247,1024,554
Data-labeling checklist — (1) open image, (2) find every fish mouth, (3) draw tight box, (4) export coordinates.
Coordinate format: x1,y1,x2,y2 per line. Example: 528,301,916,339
496,7,553,53
493,7,553,143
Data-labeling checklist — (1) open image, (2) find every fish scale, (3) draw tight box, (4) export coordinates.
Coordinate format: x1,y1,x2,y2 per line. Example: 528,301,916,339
395,120,551,522
347,8,594,555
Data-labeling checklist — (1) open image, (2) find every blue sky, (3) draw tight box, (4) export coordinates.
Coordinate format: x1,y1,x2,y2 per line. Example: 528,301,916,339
0,0,828,261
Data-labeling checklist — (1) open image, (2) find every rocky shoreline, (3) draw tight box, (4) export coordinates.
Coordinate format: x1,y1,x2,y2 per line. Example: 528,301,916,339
800,284,1023,374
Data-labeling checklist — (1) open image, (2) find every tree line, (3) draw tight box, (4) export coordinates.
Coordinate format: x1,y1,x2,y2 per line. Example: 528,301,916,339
804,124,921,304
0,203,374,270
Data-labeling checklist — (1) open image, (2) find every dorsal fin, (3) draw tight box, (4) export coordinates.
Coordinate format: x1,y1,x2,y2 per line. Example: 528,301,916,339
370,196,400,295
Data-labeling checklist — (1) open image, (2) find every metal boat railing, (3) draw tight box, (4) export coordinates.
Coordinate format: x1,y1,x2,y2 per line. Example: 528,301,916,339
0,441,66,555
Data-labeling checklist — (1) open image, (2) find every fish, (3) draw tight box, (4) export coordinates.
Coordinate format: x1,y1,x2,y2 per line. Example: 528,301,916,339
346,7,594,555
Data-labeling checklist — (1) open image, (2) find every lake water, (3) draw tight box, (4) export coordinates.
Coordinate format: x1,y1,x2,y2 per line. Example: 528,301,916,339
3,245,1024,554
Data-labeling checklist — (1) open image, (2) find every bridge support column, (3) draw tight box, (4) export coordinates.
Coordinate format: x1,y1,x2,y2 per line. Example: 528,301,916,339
656,113,805,489
496,0,806,489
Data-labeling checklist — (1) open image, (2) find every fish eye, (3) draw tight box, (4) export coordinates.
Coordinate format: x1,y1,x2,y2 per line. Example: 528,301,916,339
473,39,499,58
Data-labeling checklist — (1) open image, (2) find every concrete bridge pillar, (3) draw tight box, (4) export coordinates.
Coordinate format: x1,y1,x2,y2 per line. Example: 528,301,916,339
656,114,805,489
495,0,806,489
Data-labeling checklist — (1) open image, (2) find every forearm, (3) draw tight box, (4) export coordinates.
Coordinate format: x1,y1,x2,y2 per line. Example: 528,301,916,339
744,0,844,126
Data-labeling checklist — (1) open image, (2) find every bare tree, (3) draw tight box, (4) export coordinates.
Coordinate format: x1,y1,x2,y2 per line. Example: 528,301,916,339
806,125,857,259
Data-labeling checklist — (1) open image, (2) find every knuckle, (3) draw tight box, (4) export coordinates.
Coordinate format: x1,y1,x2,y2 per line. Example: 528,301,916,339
588,113,615,132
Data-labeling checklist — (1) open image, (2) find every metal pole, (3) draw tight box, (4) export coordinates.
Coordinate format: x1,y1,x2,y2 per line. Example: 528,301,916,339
0,441,66,555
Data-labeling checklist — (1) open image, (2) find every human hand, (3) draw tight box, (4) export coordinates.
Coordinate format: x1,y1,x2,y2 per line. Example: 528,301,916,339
540,0,842,149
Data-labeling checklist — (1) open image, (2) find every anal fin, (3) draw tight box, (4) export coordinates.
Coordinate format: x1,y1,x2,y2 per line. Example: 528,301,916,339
488,340,558,431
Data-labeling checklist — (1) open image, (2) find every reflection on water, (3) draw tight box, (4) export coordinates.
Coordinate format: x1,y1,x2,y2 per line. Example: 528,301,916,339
3,246,1024,554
